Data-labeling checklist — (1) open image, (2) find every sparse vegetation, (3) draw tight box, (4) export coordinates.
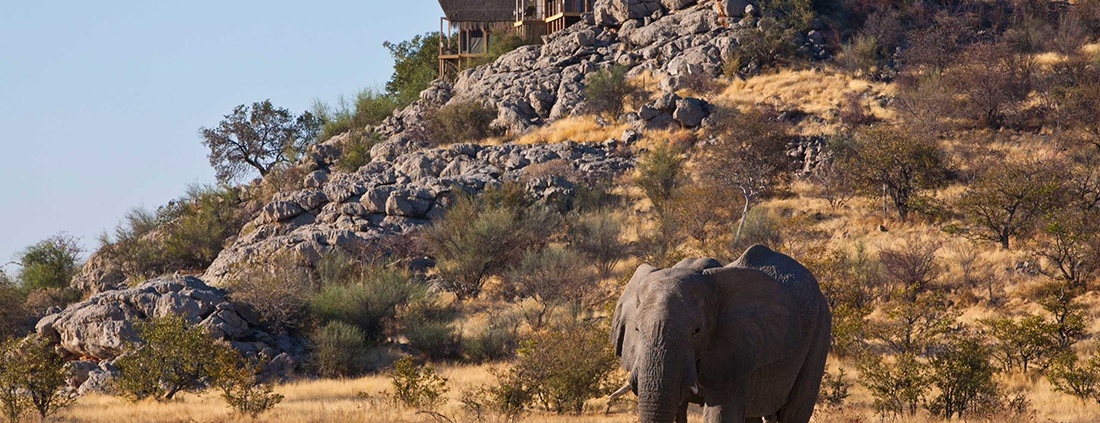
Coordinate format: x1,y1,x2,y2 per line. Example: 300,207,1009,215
583,65,644,119
425,101,500,145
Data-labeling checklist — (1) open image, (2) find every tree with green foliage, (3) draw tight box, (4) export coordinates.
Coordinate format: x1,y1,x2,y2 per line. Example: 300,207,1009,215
0,274,28,341
506,247,598,330
858,352,931,417
384,33,441,106
634,143,684,215
927,332,1000,419
208,346,283,417
959,159,1064,249
15,233,82,293
114,314,222,401
199,99,321,183
833,127,948,222
1048,350,1100,401
981,314,1059,373
514,322,617,414
583,65,644,119
20,337,74,420
0,339,30,423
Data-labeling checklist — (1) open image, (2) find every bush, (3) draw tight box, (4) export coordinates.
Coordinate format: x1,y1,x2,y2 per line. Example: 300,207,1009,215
462,367,535,422
314,321,369,378
114,314,220,401
729,207,783,255
818,368,852,408
15,233,82,293
634,143,684,214
423,184,559,300
334,130,384,172
390,357,448,411
463,315,521,363
858,352,931,417
312,89,400,140
228,255,313,332
0,338,30,423
514,322,617,414
209,347,283,418
23,287,81,316
927,332,1000,419
0,276,27,341
981,314,1059,373
384,32,441,107
959,159,1065,249
946,42,1033,128
311,263,421,346
728,17,799,74
425,101,499,145
1048,350,1100,401
103,185,245,279
400,295,461,361
507,247,599,330
583,65,644,119
566,211,627,278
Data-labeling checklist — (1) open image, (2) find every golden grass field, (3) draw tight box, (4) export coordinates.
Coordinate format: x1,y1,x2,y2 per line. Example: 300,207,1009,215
55,358,1100,423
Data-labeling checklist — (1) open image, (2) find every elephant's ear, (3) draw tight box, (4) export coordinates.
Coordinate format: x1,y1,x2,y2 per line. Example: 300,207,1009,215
611,264,658,368
703,266,802,377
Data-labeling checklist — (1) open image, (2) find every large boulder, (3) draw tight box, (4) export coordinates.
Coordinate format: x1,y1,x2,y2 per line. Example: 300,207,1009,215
594,0,664,28
70,250,126,295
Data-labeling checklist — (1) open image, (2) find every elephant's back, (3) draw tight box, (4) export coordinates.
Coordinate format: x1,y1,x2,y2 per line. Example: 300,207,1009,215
729,245,827,326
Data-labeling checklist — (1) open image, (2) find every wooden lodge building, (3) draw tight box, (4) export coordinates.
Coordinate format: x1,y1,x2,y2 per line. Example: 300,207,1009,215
438,0,595,79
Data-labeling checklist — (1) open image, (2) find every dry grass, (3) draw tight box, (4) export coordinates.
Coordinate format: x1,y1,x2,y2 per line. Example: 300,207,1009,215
512,116,630,145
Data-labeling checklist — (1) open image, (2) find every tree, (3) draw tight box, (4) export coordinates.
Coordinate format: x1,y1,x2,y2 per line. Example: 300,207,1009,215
566,211,626,279
385,33,441,107
1048,351,1100,401
834,126,948,222
582,65,644,119
114,314,222,401
878,237,941,298
959,159,1064,249
927,332,999,419
507,247,599,330
859,352,932,417
0,275,27,341
1036,280,1089,351
697,108,792,244
981,314,1059,373
1034,207,1100,288
0,339,30,423
209,346,283,418
16,233,82,293
869,292,956,356
199,99,321,183
20,337,74,420
515,322,617,414
634,143,684,215
947,42,1033,128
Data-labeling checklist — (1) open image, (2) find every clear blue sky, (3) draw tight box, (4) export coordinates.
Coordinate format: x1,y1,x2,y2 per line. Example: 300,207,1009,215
0,0,443,268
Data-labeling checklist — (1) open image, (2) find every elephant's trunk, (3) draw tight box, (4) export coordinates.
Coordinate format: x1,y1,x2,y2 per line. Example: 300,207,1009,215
635,338,691,423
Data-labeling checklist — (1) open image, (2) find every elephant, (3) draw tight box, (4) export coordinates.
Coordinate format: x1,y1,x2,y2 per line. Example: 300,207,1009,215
609,245,831,423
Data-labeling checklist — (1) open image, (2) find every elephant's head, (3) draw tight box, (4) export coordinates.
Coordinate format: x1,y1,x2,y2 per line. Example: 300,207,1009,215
609,258,802,423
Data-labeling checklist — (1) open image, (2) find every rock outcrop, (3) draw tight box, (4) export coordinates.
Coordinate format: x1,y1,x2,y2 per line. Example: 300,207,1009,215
37,276,304,393
202,138,634,285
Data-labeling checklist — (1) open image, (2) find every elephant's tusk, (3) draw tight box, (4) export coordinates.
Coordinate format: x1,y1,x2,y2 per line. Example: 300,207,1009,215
609,383,632,399
690,384,699,395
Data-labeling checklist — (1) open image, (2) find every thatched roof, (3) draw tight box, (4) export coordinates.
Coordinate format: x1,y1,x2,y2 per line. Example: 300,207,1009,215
438,0,515,22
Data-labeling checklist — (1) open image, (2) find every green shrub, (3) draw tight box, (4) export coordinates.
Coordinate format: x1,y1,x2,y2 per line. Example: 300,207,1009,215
425,101,500,145
0,337,74,421
566,211,626,278
0,338,30,423
15,233,82,293
209,347,283,417
818,368,852,408
311,264,421,345
462,312,521,363
313,89,400,140
103,185,245,279
729,207,783,254
634,143,684,214
462,367,534,422
423,184,560,300
728,17,799,74
582,65,644,119
981,314,1059,373
384,32,441,107
114,314,220,401
1048,350,1100,401
315,321,369,378
401,295,461,361
390,357,449,410
927,332,999,419
858,352,932,417
334,130,384,172
0,276,27,341
514,322,617,414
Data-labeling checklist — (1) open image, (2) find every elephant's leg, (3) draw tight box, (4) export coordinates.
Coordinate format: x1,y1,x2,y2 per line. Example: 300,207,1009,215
775,329,830,423
677,401,688,423
703,380,749,423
